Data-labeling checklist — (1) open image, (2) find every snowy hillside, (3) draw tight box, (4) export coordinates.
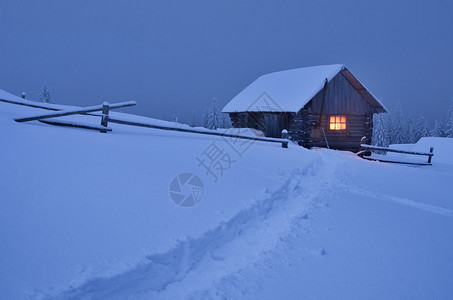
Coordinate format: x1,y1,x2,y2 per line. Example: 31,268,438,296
1,96,453,300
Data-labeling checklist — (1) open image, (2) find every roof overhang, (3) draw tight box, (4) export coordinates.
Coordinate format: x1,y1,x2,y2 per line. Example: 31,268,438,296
340,68,387,113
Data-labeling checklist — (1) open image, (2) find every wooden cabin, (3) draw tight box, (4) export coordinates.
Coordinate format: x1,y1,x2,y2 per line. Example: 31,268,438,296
222,64,387,152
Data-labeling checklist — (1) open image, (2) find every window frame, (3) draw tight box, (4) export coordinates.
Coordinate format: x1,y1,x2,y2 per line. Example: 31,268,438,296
329,115,347,131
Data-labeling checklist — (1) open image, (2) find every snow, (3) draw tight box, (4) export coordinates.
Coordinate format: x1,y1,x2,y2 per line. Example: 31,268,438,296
0,88,31,103
388,137,453,165
1,89,453,299
222,64,345,113
0,88,70,111
407,137,453,165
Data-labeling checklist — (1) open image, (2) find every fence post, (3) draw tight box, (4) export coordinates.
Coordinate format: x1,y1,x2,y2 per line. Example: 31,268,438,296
100,102,110,133
281,129,288,148
360,136,367,146
359,136,372,156
428,147,434,164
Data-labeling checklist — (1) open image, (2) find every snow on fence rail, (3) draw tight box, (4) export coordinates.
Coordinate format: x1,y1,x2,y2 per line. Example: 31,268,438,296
357,137,434,165
0,97,60,111
10,100,289,148
106,116,289,148
14,101,137,123
39,119,113,132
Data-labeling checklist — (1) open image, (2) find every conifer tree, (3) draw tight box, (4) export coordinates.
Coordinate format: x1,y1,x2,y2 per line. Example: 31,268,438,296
414,115,429,142
207,97,220,130
405,113,416,143
444,99,453,137
39,85,52,103
390,101,405,144
430,120,444,137
372,114,389,147
221,113,231,129
203,108,209,128
190,112,196,127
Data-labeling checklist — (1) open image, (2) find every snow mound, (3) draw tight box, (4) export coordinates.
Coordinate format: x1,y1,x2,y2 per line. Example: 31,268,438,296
413,137,453,165
389,137,453,165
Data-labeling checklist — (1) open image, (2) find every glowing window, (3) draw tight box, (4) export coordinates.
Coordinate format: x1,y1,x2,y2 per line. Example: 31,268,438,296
330,116,346,130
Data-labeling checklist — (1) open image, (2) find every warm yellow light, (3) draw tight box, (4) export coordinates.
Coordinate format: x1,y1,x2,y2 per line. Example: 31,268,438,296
329,115,347,131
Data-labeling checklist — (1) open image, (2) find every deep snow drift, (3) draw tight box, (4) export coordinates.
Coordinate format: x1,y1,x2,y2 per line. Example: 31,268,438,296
1,97,453,299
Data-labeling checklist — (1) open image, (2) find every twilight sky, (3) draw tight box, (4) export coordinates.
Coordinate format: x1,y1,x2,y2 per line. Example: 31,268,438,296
1,0,452,124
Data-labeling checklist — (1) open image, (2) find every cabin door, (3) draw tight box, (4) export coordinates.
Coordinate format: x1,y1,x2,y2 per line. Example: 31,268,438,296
263,114,280,137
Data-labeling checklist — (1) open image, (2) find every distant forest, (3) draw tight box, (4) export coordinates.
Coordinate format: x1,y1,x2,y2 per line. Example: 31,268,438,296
373,99,453,146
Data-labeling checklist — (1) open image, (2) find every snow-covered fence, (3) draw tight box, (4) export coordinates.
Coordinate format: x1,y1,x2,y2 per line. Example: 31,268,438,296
10,98,288,147
39,119,113,132
15,101,136,123
0,96,60,111
358,137,434,165
106,116,290,148
14,101,136,133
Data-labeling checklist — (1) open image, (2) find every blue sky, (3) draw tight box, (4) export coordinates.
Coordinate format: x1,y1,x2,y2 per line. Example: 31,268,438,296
1,0,452,124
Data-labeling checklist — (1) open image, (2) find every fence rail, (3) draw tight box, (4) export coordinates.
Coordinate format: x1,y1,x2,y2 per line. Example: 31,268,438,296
39,119,113,132
107,116,289,148
15,101,136,123
358,137,434,165
8,98,289,148
0,97,60,111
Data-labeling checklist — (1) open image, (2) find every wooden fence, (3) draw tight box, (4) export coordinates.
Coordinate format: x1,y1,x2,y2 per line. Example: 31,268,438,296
357,137,434,165
106,116,289,148
9,100,289,148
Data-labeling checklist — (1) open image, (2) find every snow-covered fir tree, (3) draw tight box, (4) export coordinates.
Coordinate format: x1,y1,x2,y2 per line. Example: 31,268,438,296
444,99,453,137
383,114,392,145
405,113,417,144
372,113,389,147
207,97,220,130
221,113,231,129
202,108,209,128
414,114,429,142
171,113,178,124
190,112,196,127
430,120,444,137
389,101,405,144
39,85,52,103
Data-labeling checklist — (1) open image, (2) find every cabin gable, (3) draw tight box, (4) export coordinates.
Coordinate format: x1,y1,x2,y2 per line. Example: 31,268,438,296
306,71,374,115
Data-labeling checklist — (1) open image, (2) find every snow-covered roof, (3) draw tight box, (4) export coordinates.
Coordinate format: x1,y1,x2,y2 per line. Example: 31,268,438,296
222,64,386,113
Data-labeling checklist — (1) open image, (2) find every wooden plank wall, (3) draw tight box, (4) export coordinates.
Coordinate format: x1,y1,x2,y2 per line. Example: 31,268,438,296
230,111,372,151
309,72,372,115
229,112,290,138
306,114,372,151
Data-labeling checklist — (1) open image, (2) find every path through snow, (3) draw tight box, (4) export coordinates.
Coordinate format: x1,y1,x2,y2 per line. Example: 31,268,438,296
53,155,341,299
